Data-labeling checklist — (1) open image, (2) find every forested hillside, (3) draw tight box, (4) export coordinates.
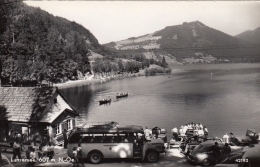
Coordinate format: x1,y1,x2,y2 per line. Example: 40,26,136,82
0,2,113,86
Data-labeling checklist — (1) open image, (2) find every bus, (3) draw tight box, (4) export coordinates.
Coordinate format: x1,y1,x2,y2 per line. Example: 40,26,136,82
67,122,166,164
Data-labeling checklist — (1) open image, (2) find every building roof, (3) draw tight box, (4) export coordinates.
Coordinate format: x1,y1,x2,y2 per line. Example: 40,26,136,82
0,87,78,123
38,94,77,124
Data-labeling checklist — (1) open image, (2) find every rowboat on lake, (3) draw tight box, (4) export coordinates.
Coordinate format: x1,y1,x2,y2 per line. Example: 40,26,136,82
99,98,111,105
116,92,128,98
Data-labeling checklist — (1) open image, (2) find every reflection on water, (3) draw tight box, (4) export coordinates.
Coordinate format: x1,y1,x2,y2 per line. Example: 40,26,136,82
60,63,260,138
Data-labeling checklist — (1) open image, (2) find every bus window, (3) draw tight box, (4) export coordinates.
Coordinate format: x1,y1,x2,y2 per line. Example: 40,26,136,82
68,133,81,143
103,134,118,143
88,134,104,143
118,134,127,143
81,136,92,143
128,133,135,143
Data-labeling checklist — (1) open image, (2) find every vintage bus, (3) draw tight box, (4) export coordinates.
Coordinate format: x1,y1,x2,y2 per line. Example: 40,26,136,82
67,122,165,164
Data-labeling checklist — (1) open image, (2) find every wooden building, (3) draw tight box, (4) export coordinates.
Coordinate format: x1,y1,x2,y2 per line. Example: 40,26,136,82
0,87,79,146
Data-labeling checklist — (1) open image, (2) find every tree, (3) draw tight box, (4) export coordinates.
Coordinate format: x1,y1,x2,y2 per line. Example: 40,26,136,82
161,56,168,68
0,105,9,143
117,60,124,73
0,0,22,34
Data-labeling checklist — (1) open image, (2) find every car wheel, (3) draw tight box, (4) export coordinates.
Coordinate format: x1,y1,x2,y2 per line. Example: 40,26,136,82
89,151,103,164
202,158,211,166
147,151,159,163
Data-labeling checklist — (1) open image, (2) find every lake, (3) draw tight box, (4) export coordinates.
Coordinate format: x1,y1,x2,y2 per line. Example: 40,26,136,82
59,63,260,139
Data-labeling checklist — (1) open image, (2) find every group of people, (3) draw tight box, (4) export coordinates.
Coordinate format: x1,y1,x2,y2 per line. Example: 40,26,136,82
72,141,85,167
209,142,231,164
25,146,37,167
10,133,49,167
144,126,161,140
171,123,209,141
38,143,55,159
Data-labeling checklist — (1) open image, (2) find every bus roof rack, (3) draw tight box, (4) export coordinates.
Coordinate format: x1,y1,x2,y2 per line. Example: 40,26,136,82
77,121,119,129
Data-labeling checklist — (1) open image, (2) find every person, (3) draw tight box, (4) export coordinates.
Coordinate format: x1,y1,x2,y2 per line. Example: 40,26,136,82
179,126,185,137
152,126,161,139
223,133,230,143
72,147,79,167
171,127,179,141
77,142,84,167
191,123,195,129
47,142,54,160
209,142,221,163
30,147,37,167
198,127,204,137
144,126,151,140
222,143,231,159
19,134,25,151
26,146,32,167
195,123,199,130
63,129,68,149
204,126,208,138
199,123,203,129
33,132,42,146
13,138,22,159
26,146,32,159
183,124,188,134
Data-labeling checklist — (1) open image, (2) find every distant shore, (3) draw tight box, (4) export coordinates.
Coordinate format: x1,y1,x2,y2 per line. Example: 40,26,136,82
54,72,145,89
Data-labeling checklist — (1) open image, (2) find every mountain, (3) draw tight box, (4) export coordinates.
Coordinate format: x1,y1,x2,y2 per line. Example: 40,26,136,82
104,21,260,63
0,2,113,86
235,27,260,44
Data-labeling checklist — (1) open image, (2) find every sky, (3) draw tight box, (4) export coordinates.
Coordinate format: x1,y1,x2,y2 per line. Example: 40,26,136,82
24,1,260,44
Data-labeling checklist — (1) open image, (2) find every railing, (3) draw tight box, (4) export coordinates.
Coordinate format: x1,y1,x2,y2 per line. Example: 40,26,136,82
77,121,119,129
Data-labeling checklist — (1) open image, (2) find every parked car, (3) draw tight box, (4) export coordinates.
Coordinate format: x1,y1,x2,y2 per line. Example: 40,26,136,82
187,141,243,166
230,129,259,146
240,144,260,167
180,136,223,155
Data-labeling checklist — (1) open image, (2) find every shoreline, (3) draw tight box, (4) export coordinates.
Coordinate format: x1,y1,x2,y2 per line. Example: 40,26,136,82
54,72,146,89
54,68,187,89
53,69,189,89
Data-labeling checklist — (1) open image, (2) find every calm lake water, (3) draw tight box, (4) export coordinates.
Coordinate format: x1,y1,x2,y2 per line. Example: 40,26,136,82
60,63,260,139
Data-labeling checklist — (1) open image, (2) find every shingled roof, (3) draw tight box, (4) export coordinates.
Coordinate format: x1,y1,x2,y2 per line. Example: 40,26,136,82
0,87,78,123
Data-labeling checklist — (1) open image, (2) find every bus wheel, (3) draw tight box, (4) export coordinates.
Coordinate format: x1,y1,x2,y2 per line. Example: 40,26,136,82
147,151,159,163
89,151,103,164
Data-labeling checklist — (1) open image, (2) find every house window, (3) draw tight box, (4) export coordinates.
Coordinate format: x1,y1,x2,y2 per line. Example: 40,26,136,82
67,119,72,130
54,123,61,135
54,98,57,104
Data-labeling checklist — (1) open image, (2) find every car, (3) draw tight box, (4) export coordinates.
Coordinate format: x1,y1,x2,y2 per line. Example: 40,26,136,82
187,141,243,166
240,144,260,167
181,136,223,155
230,129,259,146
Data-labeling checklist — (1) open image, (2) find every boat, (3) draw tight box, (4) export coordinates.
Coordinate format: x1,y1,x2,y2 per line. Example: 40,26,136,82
99,98,111,105
116,92,128,98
